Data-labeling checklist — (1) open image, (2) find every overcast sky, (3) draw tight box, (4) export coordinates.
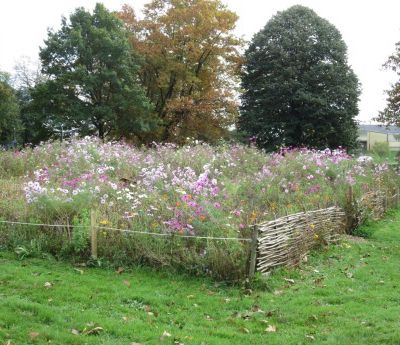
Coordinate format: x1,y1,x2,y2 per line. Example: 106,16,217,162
1,0,399,123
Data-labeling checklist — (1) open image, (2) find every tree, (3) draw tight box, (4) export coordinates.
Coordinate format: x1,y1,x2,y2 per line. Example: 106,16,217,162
34,3,154,140
119,0,242,143
13,57,51,145
239,5,360,151
375,41,400,126
0,72,22,147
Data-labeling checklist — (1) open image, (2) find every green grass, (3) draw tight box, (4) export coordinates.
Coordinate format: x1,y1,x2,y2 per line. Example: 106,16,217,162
1,210,400,344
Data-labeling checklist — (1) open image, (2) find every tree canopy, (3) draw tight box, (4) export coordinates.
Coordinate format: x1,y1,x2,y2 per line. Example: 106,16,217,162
34,3,154,140
0,72,21,146
119,0,242,143
375,41,400,126
12,57,51,145
239,5,360,151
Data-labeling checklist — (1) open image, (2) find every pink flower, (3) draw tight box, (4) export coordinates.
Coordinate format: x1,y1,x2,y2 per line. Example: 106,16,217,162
213,202,221,209
232,209,241,217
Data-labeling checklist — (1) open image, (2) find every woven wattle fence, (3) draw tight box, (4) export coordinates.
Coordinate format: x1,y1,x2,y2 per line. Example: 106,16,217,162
358,191,386,220
255,206,346,273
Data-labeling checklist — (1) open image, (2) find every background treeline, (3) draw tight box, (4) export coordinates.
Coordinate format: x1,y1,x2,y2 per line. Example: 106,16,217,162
1,1,399,151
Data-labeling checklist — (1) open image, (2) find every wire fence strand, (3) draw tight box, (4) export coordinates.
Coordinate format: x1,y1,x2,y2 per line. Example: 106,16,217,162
0,220,88,228
0,219,252,242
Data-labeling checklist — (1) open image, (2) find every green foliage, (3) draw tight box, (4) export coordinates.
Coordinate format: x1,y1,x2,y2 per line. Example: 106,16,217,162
1,211,400,343
372,141,390,157
0,72,22,146
33,3,156,140
70,210,90,254
240,5,360,151
375,41,400,126
351,222,375,238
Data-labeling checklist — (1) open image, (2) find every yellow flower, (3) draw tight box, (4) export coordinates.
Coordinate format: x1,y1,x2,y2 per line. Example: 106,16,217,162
314,234,319,240
99,219,109,225
310,223,315,230
249,211,258,221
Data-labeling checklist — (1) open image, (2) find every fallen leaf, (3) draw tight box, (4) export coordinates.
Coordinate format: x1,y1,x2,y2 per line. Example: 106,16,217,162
44,282,52,288
123,280,131,287
71,329,80,336
265,325,277,333
314,277,325,286
306,334,315,340
308,315,318,321
116,267,125,274
74,268,84,275
122,316,128,321
186,294,195,299
251,305,263,312
284,278,295,284
131,342,141,345
5,340,11,345
240,326,250,333
273,290,284,296
160,330,171,340
29,332,40,340
84,326,104,335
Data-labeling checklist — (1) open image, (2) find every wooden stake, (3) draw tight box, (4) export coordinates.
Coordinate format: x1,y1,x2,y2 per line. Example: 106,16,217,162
396,188,400,208
384,193,388,212
90,210,98,260
248,224,258,279
348,185,354,206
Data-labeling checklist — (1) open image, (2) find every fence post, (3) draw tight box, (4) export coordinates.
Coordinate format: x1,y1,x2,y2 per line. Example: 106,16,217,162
348,185,354,206
248,224,258,279
384,192,388,212
90,209,98,260
396,187,400,208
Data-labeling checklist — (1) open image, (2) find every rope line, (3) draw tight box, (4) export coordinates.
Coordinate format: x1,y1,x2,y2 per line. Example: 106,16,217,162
96,225,252,241
0,220,88,228
0,219,251,241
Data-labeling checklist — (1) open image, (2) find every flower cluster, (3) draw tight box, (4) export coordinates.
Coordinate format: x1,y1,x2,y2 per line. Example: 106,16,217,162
15,137,399,237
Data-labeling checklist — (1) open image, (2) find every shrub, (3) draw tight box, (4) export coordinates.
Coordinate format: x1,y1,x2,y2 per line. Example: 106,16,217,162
372,142,390,158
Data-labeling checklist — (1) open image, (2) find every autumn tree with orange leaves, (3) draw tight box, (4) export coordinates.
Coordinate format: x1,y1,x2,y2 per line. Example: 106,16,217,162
119,0,242,143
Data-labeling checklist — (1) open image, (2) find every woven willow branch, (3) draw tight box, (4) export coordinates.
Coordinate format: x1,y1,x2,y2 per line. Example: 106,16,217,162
256,206,346,273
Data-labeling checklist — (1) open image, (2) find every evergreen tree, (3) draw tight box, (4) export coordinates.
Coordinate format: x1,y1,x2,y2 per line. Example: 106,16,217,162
239,5,360,151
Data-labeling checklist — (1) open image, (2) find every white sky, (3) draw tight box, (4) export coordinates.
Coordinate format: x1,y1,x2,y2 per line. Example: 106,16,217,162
1,0,399,123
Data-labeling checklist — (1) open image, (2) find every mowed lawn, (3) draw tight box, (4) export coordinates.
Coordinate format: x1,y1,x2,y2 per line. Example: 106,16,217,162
1,211,400,344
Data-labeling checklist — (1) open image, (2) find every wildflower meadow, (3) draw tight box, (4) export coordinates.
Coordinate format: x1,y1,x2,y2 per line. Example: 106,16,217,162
0,137,398,279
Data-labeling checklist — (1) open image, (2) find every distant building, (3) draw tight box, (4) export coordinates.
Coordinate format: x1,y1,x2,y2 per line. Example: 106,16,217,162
358,124,400,151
